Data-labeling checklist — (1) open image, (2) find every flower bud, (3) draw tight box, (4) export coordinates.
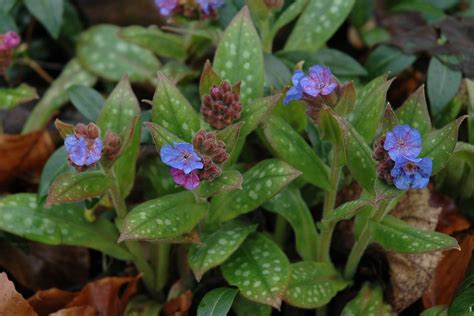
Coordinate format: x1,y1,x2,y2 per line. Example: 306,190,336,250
201,80,242,130
103,131,121,161
192,130,229,181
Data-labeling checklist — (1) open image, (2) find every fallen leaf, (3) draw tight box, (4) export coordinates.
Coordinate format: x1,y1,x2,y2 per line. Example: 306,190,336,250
50,305,96,316
0,272,37,316
28,288,77,316
431,193,471,235
163,290,192,316
0,129,54,190
422,233,474,308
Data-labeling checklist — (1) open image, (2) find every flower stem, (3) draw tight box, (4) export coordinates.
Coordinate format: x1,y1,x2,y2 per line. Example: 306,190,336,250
151,242,171,292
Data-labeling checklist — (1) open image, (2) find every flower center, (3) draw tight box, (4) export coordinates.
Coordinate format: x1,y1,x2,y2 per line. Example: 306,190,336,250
405,162,417,172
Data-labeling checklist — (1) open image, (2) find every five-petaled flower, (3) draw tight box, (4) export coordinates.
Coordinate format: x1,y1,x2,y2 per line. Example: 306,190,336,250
154,0,178,16
65,135,103,167
383,124,421,161
170,168,201,190
391,156,432,190
160,142,204,174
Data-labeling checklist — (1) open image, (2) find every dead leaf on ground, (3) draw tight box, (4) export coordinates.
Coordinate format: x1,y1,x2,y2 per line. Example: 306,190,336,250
0,129,54,190
0,272,37,316
387,189,444,312
422,233,474,308
28,288,77,316
50,305,96,316
163,280,193,316
431,193,471,235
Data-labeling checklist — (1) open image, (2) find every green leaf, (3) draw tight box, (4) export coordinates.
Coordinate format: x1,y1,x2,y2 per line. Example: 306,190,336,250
284,0,355,52
271,0,307,39
124,295,162,315
381,103,400,132
427,57,462,117
465,79,474,144
160,61,194,84
350,75,393,143
145,122,183,152
232,295,272,316
38,146,73,202
97,76,141,197
198,288,239,316
0,0,17,13
323,200,370,223
264,54,292,91
23,59,97,133
341,283,393,316
195,170,244,198
216,122,243,156
365,45,416,78
284,261,348,308
77,25,160,83
214,6,264,104
319,107,343,145
337,118,377,193
68,85,104,122
189,221,257,281
272,99,308,133
370,215,459,253
120,25,186,60
0,84,38,110
119,192,208,242
0,193,131,260
263,186,318,261
420,116,467,174
263,115,331,190
334,81,357,117
24,0,63,39
449,264,474,316
395,85,432,136
199,60,222,98
420,305,448,316
0,13,18,33
222,232,290,309
151,72,201,142
46,171,111,207
210,159,301,223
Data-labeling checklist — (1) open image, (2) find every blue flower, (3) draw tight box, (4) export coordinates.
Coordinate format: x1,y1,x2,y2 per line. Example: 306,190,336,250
154,0,178,16
300,65,337,97
391,156,432,190
384,125,422,161
65,135,102,166
197,0,224,15
283,70,305,105
160,142,203,174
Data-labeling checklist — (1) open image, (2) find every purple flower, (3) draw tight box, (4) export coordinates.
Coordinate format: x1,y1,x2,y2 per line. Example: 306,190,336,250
283,70,304,105
154,0,178,16
64,135,102,166
384,125,422,161
170,168,200,190
300,65,337,97
2,31,20,49
197,0,224,15
391,156,432,190
160,142,203,174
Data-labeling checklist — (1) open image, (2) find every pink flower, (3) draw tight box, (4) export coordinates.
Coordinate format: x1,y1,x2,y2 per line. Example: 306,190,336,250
170,168,200,190
1,31,20,51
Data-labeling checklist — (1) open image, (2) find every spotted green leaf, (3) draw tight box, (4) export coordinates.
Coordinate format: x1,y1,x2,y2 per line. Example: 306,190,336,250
195,170,244,198
381,103,400,132
145,122,183,152
210,159,301,223
370,215,459,253
0,84,38,110
271,0,307,40
23,59,97,132
420,116,467,174
222,233,290,309
77,24,160,83
350,75,393,143
188,221,257,281
322,200,370,223
68,85,105,122
98,76,141,198
263,115,331,190
197,287,239,316
38,147,74,203
46,171,111,207
284,0,355,52
263,186,318,261
216,122,242,156
284,262,348,308
420,305,448,316
319,107,343,145
0,193,131,260
214,6,264,105
337,118,377,193
151,72,201,142
232,295,272,316
396,85,431,136
119,192,208,242
341,283,393,316
120,25,186,60
199,60,222,98
24,0,63,39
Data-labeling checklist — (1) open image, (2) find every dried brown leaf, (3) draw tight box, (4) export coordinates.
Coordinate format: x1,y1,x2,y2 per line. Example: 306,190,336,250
0,272,37,316
50,305,96,316
432,193,471,235
28,288,77,316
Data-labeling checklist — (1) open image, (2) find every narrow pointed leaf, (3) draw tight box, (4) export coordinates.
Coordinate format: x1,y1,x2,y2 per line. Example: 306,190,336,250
341,283,393,316
195,170,244,198
199,60,222,98
46,171,111,206
370,215,460,253
68,85,105,121
222,233,290,309
151,72,201,142
334,81,356,117
271,0,307,39
241,94,280,137
145,122,184,152
119,192,208,241
77,25,160,83
382,103,400,132
216,122,242,155
188,221,257,280
24,0,63,39
197,288,239,316
284,262,349,308
319,107,343,145
210,159,301,223
214,6,264,104
323,200,370,223
38,146,74,202
0,193,131,260
396,85,431,135
420,116,467,174
263,115,331,190
0,84,38,110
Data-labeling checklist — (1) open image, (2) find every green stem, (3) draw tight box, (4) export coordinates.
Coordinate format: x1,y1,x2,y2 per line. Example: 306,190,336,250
152,242,171,292
260,18,273,53
274,215,289,247
318,147,342,262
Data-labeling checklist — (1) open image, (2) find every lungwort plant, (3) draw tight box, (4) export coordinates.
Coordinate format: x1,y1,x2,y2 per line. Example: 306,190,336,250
0,0,472,315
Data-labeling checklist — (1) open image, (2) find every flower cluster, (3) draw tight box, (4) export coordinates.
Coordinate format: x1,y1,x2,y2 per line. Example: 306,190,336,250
65,123,103,171
201,81,242,129
374,125,432,190
160,130,229,190
0,31,21,74
154,0,223,19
